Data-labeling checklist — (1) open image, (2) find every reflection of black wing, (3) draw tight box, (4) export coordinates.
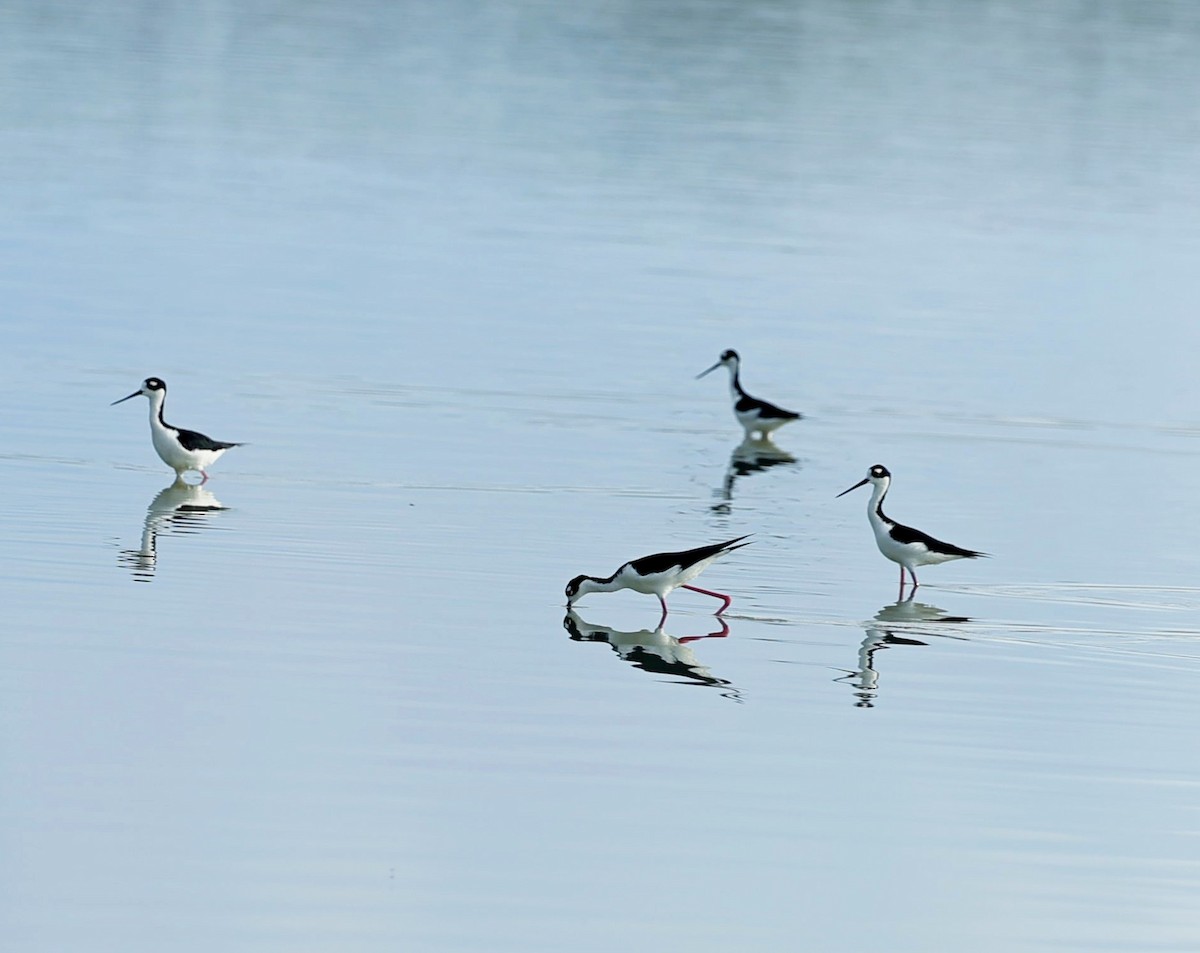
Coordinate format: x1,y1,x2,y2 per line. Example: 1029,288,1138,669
174,427,242,452
627,535,751,576
731,454,794,478
889,521,985,558
716,440,798,510
625,646,730,688
836,628,930,709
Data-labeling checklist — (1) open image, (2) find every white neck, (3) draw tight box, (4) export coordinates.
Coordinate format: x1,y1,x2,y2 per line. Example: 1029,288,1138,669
146,389,170,431
866,478,891,531
724,361,743,396
579,575,622,597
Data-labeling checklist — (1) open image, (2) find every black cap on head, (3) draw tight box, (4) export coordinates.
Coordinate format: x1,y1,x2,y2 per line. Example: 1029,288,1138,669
565,575,587,598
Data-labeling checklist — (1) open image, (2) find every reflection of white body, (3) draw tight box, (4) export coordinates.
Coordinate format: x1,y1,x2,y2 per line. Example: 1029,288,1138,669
837,464,985,590
120,478,226,581
838,598,969,708
112,377,242,482
697,349,801,439
716,436,797,510
564,610,737,697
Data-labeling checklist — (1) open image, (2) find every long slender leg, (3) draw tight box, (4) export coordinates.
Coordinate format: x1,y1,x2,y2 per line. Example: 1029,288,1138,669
657,594,669,629
910,567,920,590
199,469,210,485
681,584,733,615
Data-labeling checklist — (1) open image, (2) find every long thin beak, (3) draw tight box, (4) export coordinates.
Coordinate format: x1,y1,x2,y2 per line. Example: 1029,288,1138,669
111,391,141,406
695,361,722,380
836,477,870,498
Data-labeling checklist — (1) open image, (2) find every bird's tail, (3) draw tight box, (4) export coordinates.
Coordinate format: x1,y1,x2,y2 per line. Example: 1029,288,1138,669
719,534,754,554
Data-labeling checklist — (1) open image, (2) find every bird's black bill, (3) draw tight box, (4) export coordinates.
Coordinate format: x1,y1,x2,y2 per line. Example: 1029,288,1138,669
111,391,140,406
695,362,722,380
836,477,870,498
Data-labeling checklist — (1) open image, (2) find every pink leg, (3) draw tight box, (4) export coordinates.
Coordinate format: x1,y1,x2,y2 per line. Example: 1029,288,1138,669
681,584,733,615
657,594,669,628
199,470,210,485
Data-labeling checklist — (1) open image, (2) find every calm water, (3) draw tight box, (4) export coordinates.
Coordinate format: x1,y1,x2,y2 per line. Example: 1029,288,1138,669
4,2,1200,950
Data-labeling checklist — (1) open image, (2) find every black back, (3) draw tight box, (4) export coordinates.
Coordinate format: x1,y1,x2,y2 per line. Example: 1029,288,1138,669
734,394,801,420
174,428,242,452
888,521,985,558
626,535,752,576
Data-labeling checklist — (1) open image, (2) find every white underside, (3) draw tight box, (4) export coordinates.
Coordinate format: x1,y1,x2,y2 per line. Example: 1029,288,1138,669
872,523,966,570
735,408,793,436
614,556,719,597
150,421,227,474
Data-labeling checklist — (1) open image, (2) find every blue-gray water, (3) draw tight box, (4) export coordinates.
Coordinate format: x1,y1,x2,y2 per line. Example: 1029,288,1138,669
4,2,1200,950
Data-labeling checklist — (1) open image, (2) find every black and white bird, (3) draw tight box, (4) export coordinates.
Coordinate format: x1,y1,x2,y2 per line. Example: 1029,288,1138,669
565,536,751,623
837,465,986,590
696,349,801,438
112,377,242,483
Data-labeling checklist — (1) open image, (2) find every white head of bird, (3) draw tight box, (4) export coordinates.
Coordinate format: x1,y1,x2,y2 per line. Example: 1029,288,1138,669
696,349,740,382
837,463,891,500
565,574,599,606
112,376,168,409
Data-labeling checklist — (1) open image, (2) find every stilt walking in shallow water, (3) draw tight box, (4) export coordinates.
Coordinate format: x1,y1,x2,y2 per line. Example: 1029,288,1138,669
696,349,801,439
112,377,242,483
565,536,751,626
837,464,986,593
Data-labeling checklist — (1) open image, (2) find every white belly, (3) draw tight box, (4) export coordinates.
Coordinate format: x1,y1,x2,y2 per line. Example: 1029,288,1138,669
873,524,961,569
151,427,224,473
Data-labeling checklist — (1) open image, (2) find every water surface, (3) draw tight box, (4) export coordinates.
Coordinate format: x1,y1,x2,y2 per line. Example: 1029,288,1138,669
3,2,1200,951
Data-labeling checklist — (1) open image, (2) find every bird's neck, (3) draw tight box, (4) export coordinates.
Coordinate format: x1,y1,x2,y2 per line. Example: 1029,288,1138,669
582,572,623,595
147,392,170,431
867,480,892,529
726,363,746,397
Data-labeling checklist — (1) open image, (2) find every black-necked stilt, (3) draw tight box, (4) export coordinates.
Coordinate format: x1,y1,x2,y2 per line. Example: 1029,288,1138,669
565,535,751,623
837,465,986,591
696,349,801,438
112,377,242,483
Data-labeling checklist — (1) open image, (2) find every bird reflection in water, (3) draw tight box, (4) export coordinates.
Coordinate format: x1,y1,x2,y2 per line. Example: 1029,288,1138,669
118,477,228,582
712,437,796,514
837,597,971,709
564,610,741,701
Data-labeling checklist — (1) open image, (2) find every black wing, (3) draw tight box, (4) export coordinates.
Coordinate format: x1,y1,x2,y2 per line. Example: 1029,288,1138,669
735,395,801,421
889,522,986,558
175,428,243,452
628,535,752,576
